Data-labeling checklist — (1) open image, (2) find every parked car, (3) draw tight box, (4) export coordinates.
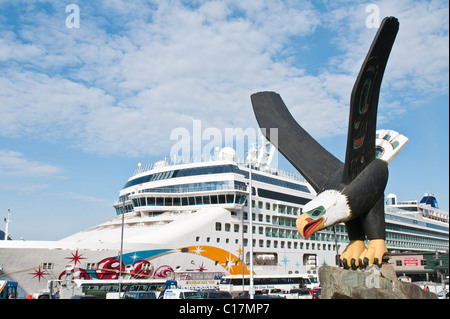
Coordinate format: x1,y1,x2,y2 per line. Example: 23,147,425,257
254,294,285,299
162,289,202,299
121,291,157,299
288,288,312,299
234,290,285,299
311,288,321,299
202,290,232,299
234,291,252,299
70,295,98,299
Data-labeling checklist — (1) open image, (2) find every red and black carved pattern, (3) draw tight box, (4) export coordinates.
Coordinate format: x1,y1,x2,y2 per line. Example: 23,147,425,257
346,57,380,182
342,17,399,185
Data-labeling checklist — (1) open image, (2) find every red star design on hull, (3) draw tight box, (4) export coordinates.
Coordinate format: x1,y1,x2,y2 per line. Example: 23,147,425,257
196,262,207,272
65,249,87,265
29,266,48,282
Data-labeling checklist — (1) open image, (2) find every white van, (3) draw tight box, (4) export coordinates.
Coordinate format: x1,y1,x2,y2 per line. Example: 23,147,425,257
162,289,202,299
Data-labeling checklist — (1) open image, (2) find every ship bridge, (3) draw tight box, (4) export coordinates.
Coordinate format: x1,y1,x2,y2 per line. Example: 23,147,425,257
113,146,310,217
114,148,251,216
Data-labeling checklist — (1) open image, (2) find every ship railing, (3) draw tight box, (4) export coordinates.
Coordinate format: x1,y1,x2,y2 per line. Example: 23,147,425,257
114,184,248,206
139,183,248,195
417,203,449,222
240,161,306,183
386,206,449,224
396,200,418,205
133,153,225,175
133,154,306,184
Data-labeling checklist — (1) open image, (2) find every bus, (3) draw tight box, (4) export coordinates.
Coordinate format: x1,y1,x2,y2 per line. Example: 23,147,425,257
219,274,316,296
75,278,177,298
36,278,177,299
0,280,18,299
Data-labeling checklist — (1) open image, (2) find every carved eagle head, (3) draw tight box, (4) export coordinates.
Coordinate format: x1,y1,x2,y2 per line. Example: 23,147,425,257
296,190,351,239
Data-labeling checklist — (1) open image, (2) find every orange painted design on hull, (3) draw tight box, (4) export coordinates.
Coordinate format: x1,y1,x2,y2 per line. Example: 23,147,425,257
180,246,252,275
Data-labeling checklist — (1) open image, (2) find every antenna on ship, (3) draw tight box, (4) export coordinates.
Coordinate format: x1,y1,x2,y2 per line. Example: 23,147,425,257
246,135,275,169
4,209,11,240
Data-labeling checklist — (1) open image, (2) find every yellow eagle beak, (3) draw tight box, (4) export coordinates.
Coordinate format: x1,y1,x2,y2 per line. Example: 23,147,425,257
296,214,324,239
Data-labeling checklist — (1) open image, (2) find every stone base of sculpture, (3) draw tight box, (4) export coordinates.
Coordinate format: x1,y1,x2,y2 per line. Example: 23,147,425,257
319,265,438,299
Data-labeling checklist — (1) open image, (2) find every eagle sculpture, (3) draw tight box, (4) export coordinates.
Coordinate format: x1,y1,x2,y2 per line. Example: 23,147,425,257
251,17,408,269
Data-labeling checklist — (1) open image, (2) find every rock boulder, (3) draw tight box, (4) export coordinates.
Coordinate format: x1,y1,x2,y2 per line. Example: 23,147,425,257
319,265,438,299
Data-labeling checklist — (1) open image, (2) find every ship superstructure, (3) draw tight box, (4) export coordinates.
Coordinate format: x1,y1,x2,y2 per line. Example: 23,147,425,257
384,193,449,252
0,145,448,296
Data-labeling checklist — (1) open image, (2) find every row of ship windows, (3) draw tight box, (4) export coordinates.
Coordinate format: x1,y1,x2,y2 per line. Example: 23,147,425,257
209,222,448,252
214,222,349,243
195,235,343,251
121,194,309,217
215,218,448,250
115,196,303,217
123,164,310,193
123,165,238,188
244,213,298,228
117,200,448,249
386,230,449,248
118,180,312,207
130,194,247,208
141,180,247,194
249,200,301,216
113,208,447,251
386,240,448,251
386,213,449,232
117,197,448,250
116,204,133,215
386,230,449,243
386,223,449,240
240,202,347,235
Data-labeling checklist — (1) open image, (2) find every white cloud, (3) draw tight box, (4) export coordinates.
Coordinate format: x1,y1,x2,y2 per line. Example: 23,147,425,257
0,183,50,194
57,191,111,205
0,149,63,177
323,1,449,95
0,71,115,139
0,0,447,158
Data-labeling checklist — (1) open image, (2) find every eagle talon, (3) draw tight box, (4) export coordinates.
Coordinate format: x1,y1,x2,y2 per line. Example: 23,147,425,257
363,257,369,268
358,239,388,267
339,240,366,269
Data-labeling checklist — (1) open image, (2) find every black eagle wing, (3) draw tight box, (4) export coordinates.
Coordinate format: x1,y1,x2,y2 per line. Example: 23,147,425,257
251,91,342,192
342,17,399,185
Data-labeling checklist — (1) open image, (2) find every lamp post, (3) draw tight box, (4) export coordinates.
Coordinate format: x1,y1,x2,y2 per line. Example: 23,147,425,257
241,208,245,293
118,195,125,297
248,159,254,299
247,142,269,299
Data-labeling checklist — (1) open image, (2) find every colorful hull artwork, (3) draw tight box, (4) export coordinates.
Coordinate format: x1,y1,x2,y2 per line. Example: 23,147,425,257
29,246,250,284
181,246,251,275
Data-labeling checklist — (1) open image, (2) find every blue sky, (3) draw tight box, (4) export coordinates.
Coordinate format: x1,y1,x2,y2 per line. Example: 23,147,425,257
0,0,448,240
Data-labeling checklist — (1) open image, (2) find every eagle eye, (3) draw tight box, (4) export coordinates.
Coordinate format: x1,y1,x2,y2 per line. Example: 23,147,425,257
311,209,321,216
305,206,325,219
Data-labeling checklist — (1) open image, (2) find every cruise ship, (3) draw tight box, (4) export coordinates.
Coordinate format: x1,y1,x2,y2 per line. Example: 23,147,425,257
0,141,448,296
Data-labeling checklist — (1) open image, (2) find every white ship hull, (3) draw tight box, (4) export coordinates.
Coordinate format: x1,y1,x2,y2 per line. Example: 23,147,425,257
1,148,448,296
1,205,336,295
